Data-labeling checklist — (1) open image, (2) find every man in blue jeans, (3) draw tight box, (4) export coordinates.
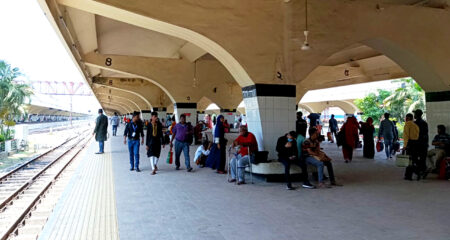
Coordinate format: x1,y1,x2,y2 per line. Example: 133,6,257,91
93,109,108,154
302,127,342,188
378,112,397,159
170,114,193,172
124,112,144,172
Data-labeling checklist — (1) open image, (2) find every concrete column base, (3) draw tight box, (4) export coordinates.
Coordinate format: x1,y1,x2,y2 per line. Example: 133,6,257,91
243,84,296,160
426,91,450,142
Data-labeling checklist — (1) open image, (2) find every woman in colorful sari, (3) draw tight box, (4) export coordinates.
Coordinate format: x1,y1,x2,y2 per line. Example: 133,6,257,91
206,115,227,173
360,117,375,159
341,116,360,163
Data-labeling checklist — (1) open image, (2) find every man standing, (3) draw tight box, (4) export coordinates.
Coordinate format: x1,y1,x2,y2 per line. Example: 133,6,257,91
413,109,429,175
229,126,258,185
170,114,194,172
378,113,396,159
296,112,307,138
124,112,145,172
329,114,338,143
93,109,108,154
111,112,119,136
402,113,420,180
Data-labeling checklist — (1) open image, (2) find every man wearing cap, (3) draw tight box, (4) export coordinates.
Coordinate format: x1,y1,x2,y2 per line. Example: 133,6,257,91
93,109,108,154
413,109,429,175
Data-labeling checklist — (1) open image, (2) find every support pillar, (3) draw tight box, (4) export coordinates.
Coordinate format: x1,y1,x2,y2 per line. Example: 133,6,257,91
243,84,296,160
153,107,167,122
425,91,450,143
174,103,197,124
141,110,152,121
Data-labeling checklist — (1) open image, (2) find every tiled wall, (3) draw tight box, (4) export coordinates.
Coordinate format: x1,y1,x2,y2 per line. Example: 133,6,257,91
174,108,197,124
426,100,450,142
245,96,296,160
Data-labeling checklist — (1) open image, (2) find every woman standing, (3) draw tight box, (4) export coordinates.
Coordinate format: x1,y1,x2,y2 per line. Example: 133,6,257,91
146,112,165,175
360,117,375,159
341,116,359,163
206,115,227,173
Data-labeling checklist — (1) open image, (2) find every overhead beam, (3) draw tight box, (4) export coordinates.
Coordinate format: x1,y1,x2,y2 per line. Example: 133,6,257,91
92,83,153,109
96,92,144,112
97,96,139,113
57,0,253,87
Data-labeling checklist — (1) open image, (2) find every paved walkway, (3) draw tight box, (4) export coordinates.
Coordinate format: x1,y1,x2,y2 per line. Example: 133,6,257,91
40,126,450,240
39,138,119,240
110,127,450,240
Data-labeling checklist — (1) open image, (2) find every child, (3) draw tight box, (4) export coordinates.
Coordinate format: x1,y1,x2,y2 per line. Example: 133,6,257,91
194,140,211,168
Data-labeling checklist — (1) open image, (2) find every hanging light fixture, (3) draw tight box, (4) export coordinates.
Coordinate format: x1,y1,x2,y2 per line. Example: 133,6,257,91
193,60,198,88
301,0,311,51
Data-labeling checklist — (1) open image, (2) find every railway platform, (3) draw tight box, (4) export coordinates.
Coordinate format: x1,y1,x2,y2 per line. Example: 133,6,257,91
35,126,449,240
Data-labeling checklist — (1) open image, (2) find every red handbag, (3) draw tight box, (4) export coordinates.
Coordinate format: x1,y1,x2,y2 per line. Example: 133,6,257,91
376,141,384,152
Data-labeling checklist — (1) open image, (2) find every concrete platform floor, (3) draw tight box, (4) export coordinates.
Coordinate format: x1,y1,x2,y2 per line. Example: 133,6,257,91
109,127,449,240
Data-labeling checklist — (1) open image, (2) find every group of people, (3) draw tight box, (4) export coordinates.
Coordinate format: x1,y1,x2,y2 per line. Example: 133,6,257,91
92,107,449,188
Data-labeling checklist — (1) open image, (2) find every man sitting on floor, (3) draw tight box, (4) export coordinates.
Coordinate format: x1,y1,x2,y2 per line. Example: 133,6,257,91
194,140,211,168
426,124,450,175
229,126,258,185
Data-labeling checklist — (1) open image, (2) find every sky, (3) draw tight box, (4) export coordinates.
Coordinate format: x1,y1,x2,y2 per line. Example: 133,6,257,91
0,1,100,114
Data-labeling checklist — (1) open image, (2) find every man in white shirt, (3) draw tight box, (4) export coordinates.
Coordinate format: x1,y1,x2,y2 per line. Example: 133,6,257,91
194,140,211,168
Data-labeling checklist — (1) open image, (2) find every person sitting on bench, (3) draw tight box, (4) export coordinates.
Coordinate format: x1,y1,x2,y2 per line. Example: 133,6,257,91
277,131,315,190
426,125,450,176
229,126,258,185
303,128,342,188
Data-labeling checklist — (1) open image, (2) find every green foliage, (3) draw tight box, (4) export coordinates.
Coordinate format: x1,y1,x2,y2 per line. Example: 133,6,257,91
0,60,33,138
383,78,425,123
354,78,425,127
354,89,391,125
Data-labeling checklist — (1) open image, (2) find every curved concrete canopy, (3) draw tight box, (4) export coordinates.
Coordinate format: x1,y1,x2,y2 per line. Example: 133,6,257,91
57,0,254,87
93,83,153,110
26,105,87,117
297,104,315,114
97,96,139,113
362,38,448,91
96,93,143,112
299,100,359,114
101,102,130,115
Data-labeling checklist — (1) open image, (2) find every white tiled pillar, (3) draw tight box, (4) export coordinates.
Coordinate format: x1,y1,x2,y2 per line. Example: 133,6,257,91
425,91,450,143
141,110,152,122
174,103,197,124
243,84,296,160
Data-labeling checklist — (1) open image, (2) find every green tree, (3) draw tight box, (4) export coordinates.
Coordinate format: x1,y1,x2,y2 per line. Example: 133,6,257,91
0,60,32,140
383,78,425,123
354,89,391,125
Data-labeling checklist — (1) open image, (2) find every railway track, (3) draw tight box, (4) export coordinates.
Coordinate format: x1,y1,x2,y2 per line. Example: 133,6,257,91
0,127,93,240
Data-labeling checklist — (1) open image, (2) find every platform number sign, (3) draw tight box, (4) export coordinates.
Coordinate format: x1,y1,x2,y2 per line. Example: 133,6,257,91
105,57,112,66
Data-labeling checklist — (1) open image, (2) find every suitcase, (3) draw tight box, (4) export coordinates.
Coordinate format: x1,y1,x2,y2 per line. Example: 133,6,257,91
395,154,410,167
327,132,332,142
